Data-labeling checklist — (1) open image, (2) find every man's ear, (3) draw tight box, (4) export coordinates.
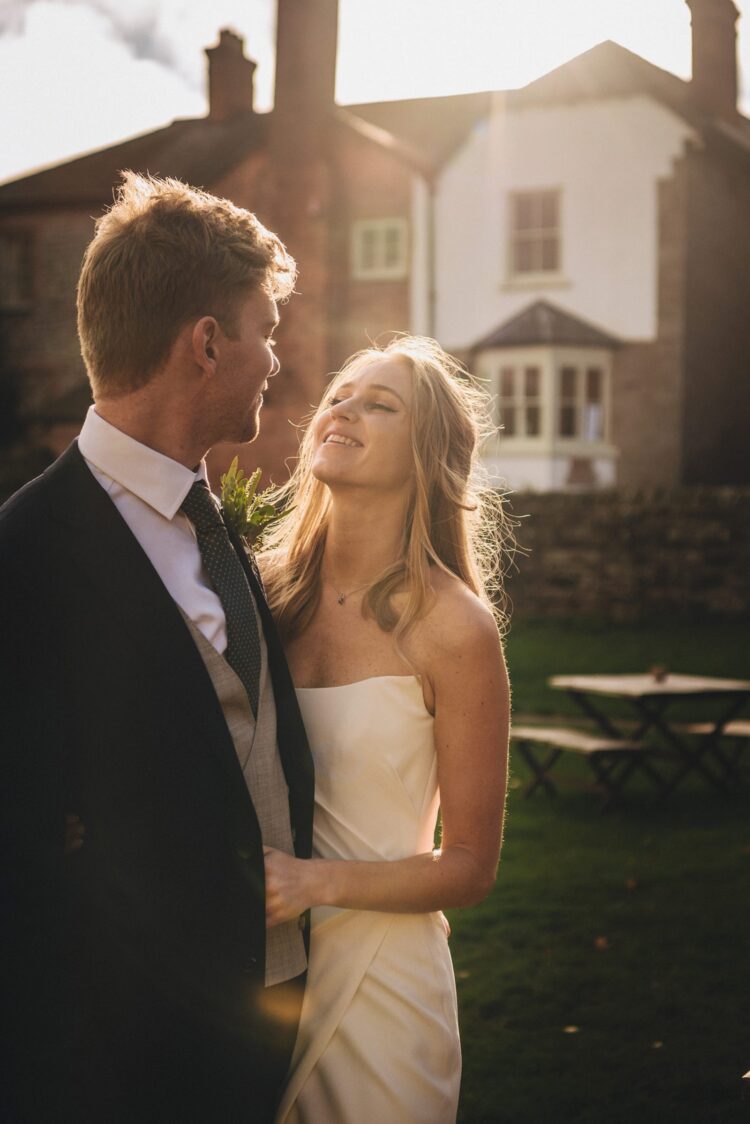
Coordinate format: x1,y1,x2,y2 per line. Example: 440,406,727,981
191,316,220,376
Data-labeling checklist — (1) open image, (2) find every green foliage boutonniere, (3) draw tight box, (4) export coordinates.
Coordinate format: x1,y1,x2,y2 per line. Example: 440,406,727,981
219,457,280,546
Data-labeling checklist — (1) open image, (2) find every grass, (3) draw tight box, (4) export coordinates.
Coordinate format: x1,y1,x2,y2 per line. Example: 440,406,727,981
449,617,750,1124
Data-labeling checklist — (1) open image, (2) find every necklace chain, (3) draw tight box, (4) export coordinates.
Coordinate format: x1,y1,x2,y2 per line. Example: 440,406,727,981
330,578,373,605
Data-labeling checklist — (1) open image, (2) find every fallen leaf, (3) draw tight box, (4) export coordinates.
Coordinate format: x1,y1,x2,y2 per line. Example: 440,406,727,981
652,1041,664,1049
456,970,471,980
625,877,638,891
594,935,610,951
563,1025,580,1034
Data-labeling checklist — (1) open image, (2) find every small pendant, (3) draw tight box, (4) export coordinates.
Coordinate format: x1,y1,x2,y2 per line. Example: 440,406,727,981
337,593,346,605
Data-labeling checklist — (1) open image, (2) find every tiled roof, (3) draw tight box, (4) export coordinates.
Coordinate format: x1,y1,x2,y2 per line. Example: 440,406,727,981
473,300,621,350
0,111,268,208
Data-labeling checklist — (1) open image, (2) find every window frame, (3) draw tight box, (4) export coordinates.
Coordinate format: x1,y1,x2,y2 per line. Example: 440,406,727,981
351,218,409,281
506,188,563,284
476,345,614,455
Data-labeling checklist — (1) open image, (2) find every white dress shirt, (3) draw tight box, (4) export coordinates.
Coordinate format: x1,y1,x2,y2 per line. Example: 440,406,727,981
78,405,228,653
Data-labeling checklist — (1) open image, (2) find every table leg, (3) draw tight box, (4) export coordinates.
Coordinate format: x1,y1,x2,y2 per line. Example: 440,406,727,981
516,744,562,798
687,695,749,787
633,699,728,796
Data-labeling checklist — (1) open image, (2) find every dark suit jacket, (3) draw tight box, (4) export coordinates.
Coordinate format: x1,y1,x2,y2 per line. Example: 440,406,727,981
0,442,314,1123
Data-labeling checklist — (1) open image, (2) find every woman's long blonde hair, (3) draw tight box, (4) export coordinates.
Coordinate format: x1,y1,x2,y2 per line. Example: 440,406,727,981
260,335,513,645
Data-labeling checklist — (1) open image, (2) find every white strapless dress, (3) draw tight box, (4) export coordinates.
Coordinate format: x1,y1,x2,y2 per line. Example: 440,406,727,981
275,676,461,1124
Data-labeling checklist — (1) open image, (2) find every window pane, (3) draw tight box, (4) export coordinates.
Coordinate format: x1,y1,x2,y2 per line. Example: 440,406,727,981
560,366,577,399
361,229,377,270
501,406,516,436
541,237,558,272
383,226,401,267
584,403,604,441
514,195,533,231
514,238,533,273
508,190,560,276
586,368,602,403
559,404,577,437
525,405,541,436
500,367,515,400
524,366,540,398
540,192,558,228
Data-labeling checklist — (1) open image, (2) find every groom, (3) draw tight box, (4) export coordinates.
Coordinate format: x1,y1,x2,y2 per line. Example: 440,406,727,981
0,173,314,1122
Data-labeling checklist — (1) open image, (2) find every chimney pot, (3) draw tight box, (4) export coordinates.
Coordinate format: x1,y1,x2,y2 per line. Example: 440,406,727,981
205,28,257,122
686,0,740,119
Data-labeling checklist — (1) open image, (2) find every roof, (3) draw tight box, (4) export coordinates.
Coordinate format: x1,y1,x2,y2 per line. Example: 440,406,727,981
509,40,691,115
472,300,621,351
344,91,492,169
0,111,268,208
2,38,750,210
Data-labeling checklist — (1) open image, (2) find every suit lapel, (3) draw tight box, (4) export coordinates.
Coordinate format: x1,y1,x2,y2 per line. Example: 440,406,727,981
45,444,259,805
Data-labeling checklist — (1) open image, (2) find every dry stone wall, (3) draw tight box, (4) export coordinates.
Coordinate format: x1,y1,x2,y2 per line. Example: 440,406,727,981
504,488,750,621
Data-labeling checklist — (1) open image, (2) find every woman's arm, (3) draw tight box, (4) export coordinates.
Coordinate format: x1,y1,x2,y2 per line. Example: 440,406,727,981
264,592,510,925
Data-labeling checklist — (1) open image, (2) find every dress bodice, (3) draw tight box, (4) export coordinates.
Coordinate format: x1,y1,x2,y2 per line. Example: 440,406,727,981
295,675,440,864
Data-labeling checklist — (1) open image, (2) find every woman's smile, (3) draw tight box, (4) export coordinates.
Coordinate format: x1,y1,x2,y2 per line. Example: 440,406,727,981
323,431,363,448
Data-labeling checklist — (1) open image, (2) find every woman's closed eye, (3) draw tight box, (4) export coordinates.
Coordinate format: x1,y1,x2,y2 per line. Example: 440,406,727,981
327,395,396,412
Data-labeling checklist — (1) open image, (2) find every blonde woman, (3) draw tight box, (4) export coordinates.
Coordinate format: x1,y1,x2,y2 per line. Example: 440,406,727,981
262,336,511,1124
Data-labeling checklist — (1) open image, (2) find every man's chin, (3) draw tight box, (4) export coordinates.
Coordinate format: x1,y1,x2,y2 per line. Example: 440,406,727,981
231,412,261,445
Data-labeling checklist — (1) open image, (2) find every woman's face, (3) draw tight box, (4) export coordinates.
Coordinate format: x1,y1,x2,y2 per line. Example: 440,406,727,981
311,356,414,493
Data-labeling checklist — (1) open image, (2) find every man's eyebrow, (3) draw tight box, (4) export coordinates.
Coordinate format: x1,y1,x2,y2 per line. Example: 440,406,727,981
336,381,406,404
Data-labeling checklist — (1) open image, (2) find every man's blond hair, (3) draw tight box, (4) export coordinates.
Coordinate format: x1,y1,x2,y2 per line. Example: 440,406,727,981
77,171,296,398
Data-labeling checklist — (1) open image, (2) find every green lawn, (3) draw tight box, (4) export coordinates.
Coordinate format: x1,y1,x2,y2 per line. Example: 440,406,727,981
450,618,750,1124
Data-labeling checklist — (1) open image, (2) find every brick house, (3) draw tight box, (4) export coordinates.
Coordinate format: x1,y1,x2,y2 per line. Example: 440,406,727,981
1,0,748,489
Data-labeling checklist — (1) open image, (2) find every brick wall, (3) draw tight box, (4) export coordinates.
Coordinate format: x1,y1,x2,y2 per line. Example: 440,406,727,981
0,208,94,417
208,127,416,487
681,136,750,485
504,487,750,620
610,160,687,488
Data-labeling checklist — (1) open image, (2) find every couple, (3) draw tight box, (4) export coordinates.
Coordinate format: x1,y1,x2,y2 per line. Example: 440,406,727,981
0,173,510,1123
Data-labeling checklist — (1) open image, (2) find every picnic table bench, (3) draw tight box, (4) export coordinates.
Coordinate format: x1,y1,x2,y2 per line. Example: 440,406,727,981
510,724,658,810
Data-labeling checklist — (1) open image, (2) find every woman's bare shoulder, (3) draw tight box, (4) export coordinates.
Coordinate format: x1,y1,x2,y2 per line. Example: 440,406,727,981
411,568,502,669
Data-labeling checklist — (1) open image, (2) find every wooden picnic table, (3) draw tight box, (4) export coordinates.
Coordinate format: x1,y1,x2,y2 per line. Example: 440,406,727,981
549,673,750,797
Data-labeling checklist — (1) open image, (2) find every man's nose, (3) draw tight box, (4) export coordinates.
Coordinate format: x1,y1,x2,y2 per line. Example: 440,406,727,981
269,352,281,378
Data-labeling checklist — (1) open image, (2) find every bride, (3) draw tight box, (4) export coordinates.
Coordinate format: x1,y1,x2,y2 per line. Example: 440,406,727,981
260,335,511,1123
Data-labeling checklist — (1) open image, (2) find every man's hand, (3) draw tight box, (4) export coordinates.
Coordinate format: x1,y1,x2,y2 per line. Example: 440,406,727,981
64,813,85,856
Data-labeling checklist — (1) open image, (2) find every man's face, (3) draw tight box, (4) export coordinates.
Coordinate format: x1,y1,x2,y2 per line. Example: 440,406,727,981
214,289,280,444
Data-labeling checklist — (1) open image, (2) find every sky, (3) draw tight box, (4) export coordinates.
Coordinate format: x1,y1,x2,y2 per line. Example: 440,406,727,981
0,0,748,185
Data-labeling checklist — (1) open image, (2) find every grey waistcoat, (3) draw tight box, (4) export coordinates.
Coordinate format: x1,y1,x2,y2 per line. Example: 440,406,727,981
181,606,307,987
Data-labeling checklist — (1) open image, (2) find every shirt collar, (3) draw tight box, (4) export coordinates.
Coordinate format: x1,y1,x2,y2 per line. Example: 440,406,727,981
78,405,208,520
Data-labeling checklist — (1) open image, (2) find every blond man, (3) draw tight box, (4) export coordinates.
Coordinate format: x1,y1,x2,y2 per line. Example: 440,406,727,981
0,174,314,1123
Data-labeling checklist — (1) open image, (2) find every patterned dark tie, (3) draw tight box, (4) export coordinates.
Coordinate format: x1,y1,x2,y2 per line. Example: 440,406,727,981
180,479,261,717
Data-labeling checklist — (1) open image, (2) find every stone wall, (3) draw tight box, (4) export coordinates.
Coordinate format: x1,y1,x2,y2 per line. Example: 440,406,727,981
503,488,750,620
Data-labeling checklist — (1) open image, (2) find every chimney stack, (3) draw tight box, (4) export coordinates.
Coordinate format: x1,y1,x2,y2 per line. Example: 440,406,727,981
686,0,740,119
205,29,256,122
271,0,339,164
